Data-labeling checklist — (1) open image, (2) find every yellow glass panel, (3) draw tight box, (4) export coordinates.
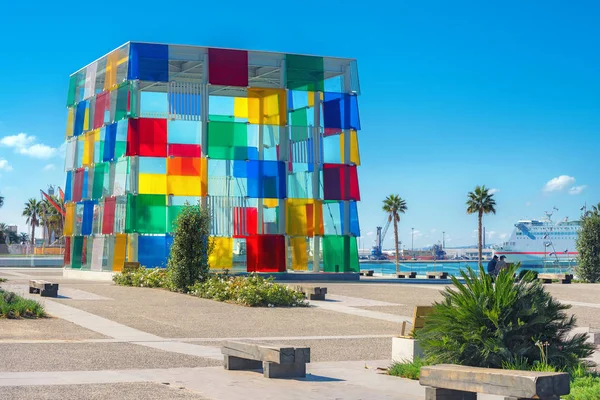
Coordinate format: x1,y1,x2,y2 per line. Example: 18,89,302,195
104,51,118,90
127,234,138,263
82,131,95,166
263,198,278,208
307,92,315,108
233,97,248,118
66,108,75,138
64,203,75,236
248,88,287,126
167,175,203,196
112,234,127,272
287,199,308,236
139,173,167,194
340,130,361,166
209,237,233,269
84,106,90,132
290,237,308,270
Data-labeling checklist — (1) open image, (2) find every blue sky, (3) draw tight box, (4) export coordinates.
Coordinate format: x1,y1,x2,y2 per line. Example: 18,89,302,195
0,1,598,248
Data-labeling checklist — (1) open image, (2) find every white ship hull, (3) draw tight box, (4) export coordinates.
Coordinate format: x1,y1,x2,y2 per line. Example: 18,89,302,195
493,251,577,267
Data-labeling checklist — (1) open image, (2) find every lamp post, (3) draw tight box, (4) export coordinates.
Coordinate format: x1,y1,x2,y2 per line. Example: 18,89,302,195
411,227,414,258
442,231,445,248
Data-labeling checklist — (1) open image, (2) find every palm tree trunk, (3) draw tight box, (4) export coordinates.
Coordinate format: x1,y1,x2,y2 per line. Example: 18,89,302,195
478,210,483,266
31,222,36,247
394,215,399,275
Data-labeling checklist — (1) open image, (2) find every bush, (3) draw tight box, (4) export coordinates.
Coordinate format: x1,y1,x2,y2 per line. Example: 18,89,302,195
113,267,171,289
565,374,600,400
576,214,600,282
189,274,308,307
0,289,45,318
167,202,214,292
388,357,427,380
416,264,594,371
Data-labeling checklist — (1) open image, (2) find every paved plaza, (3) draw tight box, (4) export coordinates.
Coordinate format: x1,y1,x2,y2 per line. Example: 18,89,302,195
1,268,600,399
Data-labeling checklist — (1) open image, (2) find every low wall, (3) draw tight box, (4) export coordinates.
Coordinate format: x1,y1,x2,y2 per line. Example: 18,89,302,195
0,257,63,268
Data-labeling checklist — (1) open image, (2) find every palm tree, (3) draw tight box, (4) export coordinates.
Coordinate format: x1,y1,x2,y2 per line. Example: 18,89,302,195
0,194,4,208
382,194,408,275
0,223,7,244
585,203,600,218
466,185,497,265
19,232,29,244
22,198,42,246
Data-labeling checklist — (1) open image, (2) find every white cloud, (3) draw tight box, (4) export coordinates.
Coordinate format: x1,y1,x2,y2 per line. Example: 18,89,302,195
43,164,56,171
0,159,12,172
499,233,509,240
430,228,437,233
568,185,587,195
412,230,423,238
543,175,576,193
0,133,57,159
488,188,500,195
366,231,374,236
486,231,497,239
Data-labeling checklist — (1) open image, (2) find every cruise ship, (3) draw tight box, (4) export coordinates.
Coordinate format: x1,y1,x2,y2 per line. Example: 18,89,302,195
494,210,580,267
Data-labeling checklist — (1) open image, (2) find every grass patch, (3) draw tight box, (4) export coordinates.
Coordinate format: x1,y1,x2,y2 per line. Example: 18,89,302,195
113,268,308,307
387,357,428,380
0,289,45,319
0,278,7,283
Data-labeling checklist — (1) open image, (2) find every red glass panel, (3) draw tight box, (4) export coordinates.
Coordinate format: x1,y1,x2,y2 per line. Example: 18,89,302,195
126,118,167,157
64,236,71,265
94,91,109,129
102,197,116,234
168,144,202,157
233,207,257,238
246,235,286,272
72,168,85,202
208,48,248,87
322,164,360,201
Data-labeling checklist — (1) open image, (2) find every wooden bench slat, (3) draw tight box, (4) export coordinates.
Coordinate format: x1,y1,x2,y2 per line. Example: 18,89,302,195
420,364,569,398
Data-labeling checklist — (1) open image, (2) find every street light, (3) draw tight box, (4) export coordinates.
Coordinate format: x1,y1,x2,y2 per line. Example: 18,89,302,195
411,227,414,257
442,231,445,248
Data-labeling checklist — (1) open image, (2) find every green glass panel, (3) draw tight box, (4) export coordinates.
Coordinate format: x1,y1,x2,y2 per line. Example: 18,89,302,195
207,121,248,160
209,115,235,122
92,163,107,199
322,235,359,273
286,54,324,92
290,108,308,127
67,75,77,107
167,205,184,232
126,194,166,234
115,82,132,121
71,236,84,269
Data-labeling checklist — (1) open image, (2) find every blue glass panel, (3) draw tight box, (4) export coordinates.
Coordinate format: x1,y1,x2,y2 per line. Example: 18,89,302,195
65,171,73,202
233,160,247,178
323,93,360,130
138,235,171,268
128,43,169,82
247,160,286,199
103,123,117,161
81,200,97,236
139,157,166,174
74,101,87,136
340,201,360,236
167,120,201,145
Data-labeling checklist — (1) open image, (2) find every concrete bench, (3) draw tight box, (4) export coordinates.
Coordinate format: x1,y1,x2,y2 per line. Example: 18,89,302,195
397,271,417,279
420,364,569,400
222,340,310,378
538,273,573,284
426,272,448,279
28,280,59,298
289,285,327,300
360,270,374,276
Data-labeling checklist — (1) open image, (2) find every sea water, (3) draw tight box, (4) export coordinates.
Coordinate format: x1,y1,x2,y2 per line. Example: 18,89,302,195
358,261,574,276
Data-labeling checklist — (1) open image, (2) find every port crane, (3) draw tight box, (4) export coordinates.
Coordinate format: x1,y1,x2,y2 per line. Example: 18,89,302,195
370,218,392,260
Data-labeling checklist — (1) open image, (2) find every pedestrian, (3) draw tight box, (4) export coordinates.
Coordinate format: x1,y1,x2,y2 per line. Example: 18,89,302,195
487,255,498,276
495,255,507,275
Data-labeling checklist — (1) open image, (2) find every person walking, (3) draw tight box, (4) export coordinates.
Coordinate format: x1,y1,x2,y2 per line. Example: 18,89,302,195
487,255,498,276
495,255,507,275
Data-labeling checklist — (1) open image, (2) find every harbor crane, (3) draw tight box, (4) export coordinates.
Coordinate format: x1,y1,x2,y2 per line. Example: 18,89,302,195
370,218,392,260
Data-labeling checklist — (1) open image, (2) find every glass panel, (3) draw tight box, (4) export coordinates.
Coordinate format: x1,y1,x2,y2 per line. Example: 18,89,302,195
137,235,172,268
323,93,360,130
126,118,168,157
206,121,248,160
208,48,248,87
140,91,168,119
290,237,309,271
246,235,285,272
286,54,324,92
128,43,169,82
209,237,233,270
126,194,167,234
322,235,359,272
167,120,201,145
247,88,287,126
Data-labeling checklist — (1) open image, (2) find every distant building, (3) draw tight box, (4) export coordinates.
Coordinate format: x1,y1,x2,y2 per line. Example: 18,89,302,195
7,225,18,233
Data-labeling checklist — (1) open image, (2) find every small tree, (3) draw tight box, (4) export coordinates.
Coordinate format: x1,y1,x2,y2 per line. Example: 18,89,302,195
576,212,600,283
167,202,214,292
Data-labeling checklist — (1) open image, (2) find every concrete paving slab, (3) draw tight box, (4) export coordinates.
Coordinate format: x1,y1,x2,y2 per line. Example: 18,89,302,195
0,318,108,340
0,342,221,372
0,382,211,400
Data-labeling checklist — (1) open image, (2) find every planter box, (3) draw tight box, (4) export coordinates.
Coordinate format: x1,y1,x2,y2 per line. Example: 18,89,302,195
392,336,423,363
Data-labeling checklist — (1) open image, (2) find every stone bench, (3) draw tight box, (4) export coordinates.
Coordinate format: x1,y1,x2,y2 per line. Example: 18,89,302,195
289,285,327,300
420,364,569,400
359,270,374,276
222,340,310,378
538,273,573,284
28,280,59,298
397,271,417,279
426,272,448,279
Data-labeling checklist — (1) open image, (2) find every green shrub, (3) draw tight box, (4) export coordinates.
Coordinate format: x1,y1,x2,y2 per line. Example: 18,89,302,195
0,278,7,283
416,264,594,370
564,374,600,400
113,267,171,289
388,357,427,380
189,274,308,307
0,289,45,318
518,269,538,280
576,214,600,282
167,202,214,292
